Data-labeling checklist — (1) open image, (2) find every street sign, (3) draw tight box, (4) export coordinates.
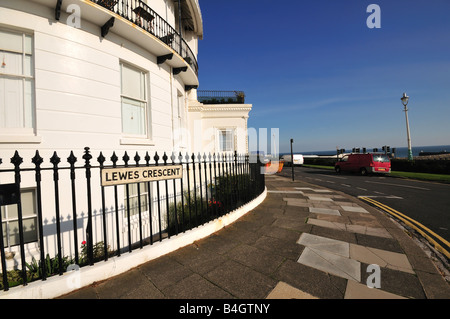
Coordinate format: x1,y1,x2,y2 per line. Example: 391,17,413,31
101,165,183,186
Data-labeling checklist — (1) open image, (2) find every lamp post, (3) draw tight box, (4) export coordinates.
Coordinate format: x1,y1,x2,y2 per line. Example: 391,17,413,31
400,92,413,161
290,138,294,181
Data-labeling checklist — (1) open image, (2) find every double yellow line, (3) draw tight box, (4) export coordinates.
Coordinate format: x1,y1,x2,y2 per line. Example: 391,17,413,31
359,196,450,259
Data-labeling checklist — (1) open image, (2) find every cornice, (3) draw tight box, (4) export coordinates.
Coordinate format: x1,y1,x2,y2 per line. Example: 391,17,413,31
188,103,252,113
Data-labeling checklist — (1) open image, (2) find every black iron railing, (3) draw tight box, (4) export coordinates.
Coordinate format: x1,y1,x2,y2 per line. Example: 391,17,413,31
91,0,198,75
197,90,246,104
0,147,264,291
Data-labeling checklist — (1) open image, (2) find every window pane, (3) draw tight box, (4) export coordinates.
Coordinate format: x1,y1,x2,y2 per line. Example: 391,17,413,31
122,97,146,135
23,217,37,244
140,194,148,211
124,183,149,217
8,220,20,246
222,131,228,151
24,78,34,128
1,51,23,75
218,129,234,152
24,54,33,76
129,196,138,216
0,78,24,128
24,34,33,55
128,183,138,196
21,190,36,217
2,222,6,246
121,64,144,99
0,29,23,53
8,217,37,246
6,204,18,220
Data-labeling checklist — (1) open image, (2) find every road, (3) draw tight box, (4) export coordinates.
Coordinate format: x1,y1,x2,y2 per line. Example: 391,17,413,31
277,166,450,247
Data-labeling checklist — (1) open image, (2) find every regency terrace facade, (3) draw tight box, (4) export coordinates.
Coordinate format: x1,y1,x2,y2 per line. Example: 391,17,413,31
0,0,259,297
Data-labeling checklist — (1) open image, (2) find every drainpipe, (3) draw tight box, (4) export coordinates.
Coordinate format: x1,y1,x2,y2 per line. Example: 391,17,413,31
178,0,183,54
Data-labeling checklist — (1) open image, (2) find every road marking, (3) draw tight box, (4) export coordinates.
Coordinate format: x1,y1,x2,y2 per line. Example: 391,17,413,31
317,174,347,180
360,195,403,199
356,187,367,191
365,180,430,191
325,181,336,184
267,190,304,194
341,184,351,187
374,191,385,195
359,196,450,259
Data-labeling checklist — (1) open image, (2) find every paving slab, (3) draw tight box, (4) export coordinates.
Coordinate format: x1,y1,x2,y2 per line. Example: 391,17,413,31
307,218,348,232
314,214,351,224
298,247,361,282
226,243,285,276
349,244,414,274
307,196,334,202
340,205,369,213
355,233,404,253
273,259,347,299
205,260,277,299
310,224,358,244
266,281,319,299
344,280,406,299
297,233,350,257
359,262,426,299
309,207,341,216
162,273,233,299
308,218,392,238
284,198,311,207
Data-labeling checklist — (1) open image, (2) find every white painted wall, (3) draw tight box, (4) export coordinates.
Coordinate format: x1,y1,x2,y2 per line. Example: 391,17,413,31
0,0,200,268
187,102,252,155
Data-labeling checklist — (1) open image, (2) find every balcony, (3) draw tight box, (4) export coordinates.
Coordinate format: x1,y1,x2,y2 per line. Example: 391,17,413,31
91,0,198,75
197,90,246,104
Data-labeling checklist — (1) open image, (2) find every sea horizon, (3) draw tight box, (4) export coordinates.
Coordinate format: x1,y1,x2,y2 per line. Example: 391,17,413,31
282,144,450,158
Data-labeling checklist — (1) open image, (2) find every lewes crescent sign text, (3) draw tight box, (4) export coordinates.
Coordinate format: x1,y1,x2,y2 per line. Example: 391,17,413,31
101,165,183,186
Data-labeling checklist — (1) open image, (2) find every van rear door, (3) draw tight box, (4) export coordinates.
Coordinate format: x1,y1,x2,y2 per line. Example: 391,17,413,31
371,154,391,172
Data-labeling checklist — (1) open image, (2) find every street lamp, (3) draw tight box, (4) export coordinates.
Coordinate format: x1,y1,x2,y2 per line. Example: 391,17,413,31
290,138,294,181
400,92,413,161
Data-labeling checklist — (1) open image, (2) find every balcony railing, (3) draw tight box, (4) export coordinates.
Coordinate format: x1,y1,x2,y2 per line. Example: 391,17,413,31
91,0,198,75
197,90,246,104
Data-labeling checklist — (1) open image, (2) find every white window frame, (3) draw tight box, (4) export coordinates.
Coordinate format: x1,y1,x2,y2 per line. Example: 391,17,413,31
173,90,186,149
0,27,39,143
1,188,38,247
216,128,235,153
119,62,153,145
124,182,151,221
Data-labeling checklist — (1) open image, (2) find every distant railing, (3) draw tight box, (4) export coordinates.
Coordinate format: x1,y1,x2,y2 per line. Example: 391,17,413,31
197,90,246,104
91,0,198,75
0,147,264,292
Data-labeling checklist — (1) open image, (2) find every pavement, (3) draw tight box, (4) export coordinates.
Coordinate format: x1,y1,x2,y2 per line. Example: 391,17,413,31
59,173,450,300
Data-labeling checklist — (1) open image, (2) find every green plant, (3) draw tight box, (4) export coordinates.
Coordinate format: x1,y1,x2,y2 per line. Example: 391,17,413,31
79,241,112,266
0,253,76,290
166,173,253,236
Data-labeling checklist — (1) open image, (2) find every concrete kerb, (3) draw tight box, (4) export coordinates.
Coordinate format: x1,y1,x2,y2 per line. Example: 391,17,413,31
0,188,268,299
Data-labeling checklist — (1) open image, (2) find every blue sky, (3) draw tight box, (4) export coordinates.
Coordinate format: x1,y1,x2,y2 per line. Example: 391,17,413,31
197,0,450,154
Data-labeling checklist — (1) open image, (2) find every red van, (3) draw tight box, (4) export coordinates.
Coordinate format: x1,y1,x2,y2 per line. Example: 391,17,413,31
335,153,391,175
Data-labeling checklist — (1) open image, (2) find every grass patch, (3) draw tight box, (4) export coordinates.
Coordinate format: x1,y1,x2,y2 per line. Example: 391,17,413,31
390,171,450,183
302,164,334,170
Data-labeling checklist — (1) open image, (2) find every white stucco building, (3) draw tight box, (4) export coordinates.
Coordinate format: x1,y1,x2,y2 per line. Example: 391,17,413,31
0,0,252,276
